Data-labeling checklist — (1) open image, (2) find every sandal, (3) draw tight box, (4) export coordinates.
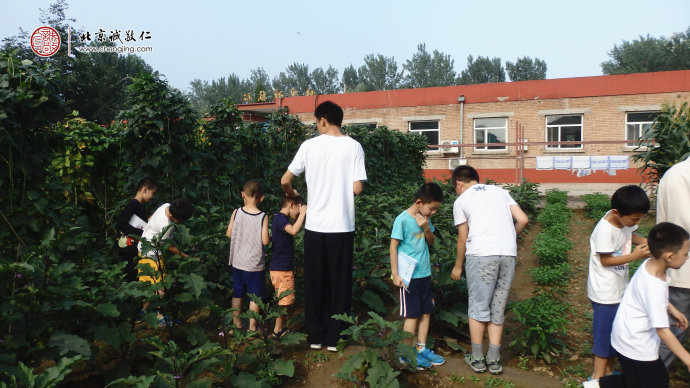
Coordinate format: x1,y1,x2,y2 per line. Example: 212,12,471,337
272,328,290,339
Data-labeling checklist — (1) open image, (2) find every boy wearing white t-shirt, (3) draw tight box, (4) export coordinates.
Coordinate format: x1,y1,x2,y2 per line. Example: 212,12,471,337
593,222,690,388
586,185,650,380
450,166,529,374
281,101,367,351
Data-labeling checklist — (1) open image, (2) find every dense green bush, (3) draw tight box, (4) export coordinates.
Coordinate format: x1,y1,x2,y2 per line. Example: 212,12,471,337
536,203,571,230
544,189,569,206
581,193,610,220
502,179,541,219
529,262,572,287
508,294,571,363
0,49,440,387
533,229,574,266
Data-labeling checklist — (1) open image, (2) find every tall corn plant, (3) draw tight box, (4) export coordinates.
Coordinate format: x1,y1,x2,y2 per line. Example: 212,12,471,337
632,102,690,184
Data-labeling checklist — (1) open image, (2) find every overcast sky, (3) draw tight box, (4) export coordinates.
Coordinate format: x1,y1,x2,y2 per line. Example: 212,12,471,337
2,0,689,92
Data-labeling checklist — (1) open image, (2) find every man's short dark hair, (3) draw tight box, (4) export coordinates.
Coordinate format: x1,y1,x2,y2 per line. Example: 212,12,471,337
169,198,193,221
611,185,650,216
281,195,303,208
648,222,689,258
451,165,480,185
415,182,444,204
242,179,264,199
314,101,344,127
137,177,158,191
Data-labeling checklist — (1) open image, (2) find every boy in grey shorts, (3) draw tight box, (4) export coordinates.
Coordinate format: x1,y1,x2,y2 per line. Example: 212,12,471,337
449,166,529,374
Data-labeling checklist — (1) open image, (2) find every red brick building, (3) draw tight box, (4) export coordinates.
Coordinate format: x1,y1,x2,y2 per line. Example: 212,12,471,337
238,70,690,185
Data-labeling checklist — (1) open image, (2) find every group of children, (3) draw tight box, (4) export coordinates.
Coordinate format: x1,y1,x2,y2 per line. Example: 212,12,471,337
114,100,690,385
585,185,690,388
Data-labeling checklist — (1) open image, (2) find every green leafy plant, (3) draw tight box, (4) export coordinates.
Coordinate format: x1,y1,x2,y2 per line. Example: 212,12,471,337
581,193,609,220
533,229,573,266
544,189,569,206
508,294,571,363
632,102,690,184
529,262,572,287
333,312,416,387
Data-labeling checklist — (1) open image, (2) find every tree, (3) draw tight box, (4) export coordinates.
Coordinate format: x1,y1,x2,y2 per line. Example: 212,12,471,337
311,66,341,94
187,74,248,115
601,27,690,74
403,43,457,88
458,55,505,85
248,67,273,101
632,102,690,183
272,63,313,96
2,0,153,123
357,54,403,91
342,64,359,93
506,56,547,81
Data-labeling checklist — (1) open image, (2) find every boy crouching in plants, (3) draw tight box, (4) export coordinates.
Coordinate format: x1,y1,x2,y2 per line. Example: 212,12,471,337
591,222,690,388
138,198,194,327
390,182,446,370
586,185,650,380
270,195,306,338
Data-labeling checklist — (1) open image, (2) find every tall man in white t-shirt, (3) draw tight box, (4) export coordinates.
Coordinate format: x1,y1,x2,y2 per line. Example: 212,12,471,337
657,158,690,368
281,101,367,351
450,166,529,375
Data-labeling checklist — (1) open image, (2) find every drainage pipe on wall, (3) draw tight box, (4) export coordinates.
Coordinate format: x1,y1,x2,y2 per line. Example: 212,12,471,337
458,95,465,158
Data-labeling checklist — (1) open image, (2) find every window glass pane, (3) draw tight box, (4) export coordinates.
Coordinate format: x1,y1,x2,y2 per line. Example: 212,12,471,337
475,129,485,144
641,123,653,137
410,121,438,130
626,124,639,141
475,118,506,128
547,115,581,125
422,130,439,147
547,127,559,142
487,128,506,149
560,126,581,148
628,112,659,123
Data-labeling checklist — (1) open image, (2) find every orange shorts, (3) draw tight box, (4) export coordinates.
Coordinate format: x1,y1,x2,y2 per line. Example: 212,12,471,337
270,270,295,306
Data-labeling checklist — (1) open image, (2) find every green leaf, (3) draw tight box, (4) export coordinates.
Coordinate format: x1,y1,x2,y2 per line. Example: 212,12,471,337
435,309,459,327
335,352,366,382
48,334,91,358
96,302,120,318
269,359,294,377
230,371,261,388
278,331,307,345
359,289,386,313
105,375,156,387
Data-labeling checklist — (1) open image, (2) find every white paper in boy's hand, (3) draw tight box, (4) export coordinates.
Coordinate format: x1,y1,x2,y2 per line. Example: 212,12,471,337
128,214,147,230
397,252,418,287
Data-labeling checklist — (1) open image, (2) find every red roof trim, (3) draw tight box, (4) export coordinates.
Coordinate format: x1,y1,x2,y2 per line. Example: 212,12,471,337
270,70,690,114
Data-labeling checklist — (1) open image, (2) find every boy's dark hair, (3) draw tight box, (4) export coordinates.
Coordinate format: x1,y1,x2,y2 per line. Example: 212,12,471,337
611,185,650,216
648,222,689,259
137,177,158,191
281,195,303,208
415,182,444,203
169,198,193,221
451,165,480,185
242,179,264,199
314,101,344,127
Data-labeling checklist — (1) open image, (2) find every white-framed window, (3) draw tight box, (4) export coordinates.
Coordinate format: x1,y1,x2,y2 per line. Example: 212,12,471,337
546,114,582,149
474,117,507,150
409,121,440,152
625,111,658,147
